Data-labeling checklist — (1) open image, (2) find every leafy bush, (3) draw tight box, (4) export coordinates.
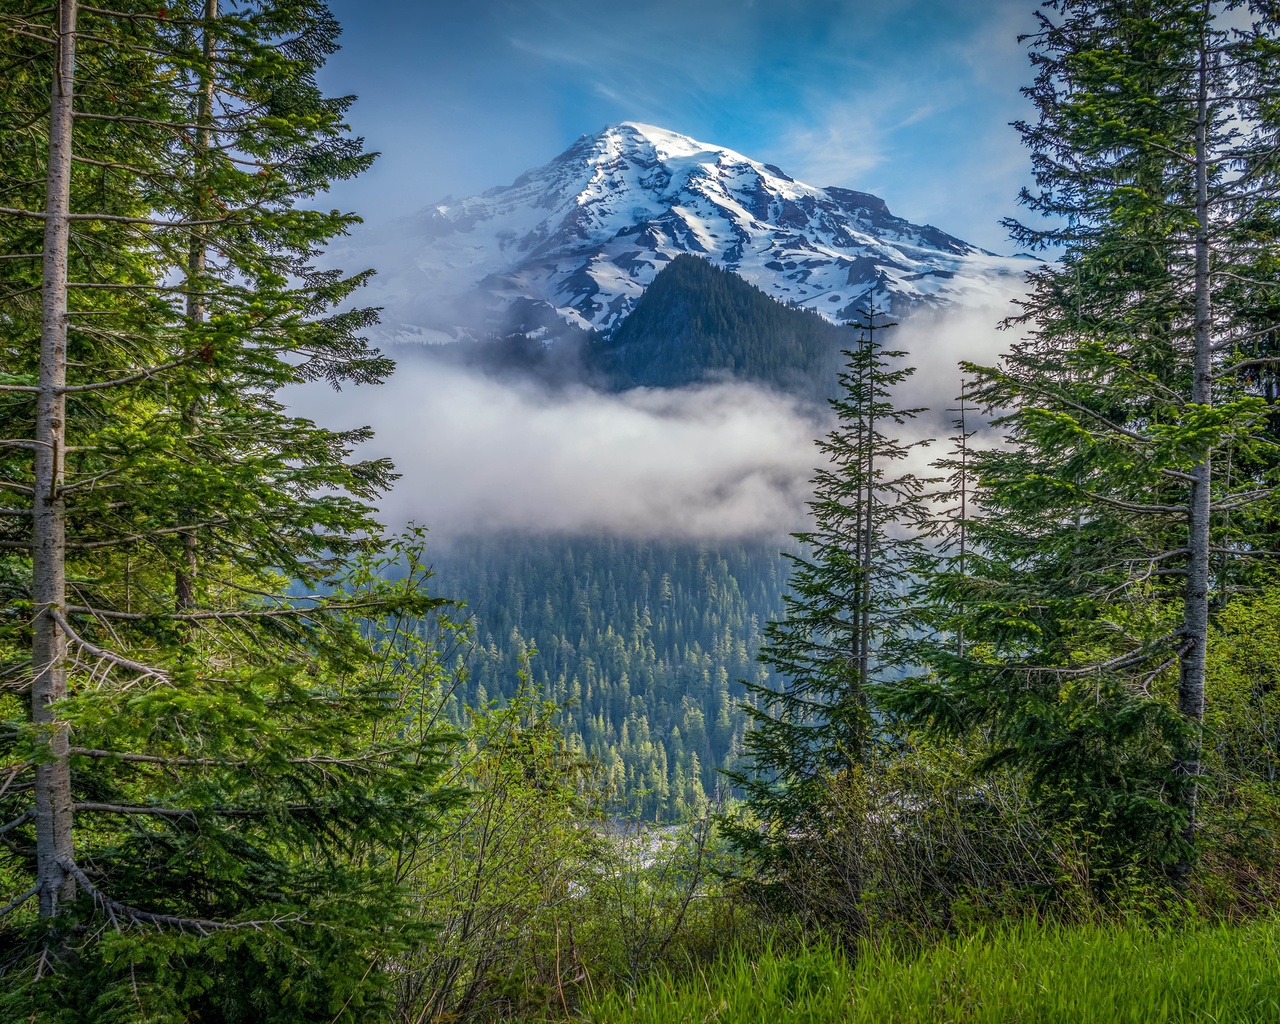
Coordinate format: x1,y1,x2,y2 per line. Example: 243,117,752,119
394,682,760,1022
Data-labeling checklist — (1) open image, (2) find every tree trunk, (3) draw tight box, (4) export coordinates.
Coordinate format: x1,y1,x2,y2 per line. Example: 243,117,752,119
32,0,79,919
177,0,216,612
858,327,874,756
1175,18,1213,880
957,379,968,659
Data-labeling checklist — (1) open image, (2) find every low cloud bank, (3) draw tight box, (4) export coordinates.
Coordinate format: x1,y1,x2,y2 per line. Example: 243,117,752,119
282,302,1024,543
284,363,823,542
891,303,1023,442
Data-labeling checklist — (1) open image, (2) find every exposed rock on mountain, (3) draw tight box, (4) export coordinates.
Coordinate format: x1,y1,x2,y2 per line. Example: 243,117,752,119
356,122,1030,343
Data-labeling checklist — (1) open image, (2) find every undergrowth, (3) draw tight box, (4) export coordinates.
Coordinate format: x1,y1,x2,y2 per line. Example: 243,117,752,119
575,917,1280,1023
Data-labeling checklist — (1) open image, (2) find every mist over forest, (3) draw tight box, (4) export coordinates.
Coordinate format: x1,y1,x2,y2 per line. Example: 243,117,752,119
4,2,1280,1022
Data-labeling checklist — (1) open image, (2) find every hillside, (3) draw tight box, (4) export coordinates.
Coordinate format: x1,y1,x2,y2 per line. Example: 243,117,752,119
593,254,852,396
429,536,792,820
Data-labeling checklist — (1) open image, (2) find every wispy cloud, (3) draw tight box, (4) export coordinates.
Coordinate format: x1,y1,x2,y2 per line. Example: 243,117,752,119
501,0,767,120
772,105,891,188
757,0,1039,252
280,295,1030,544
284,364,822,542
895,104,940,130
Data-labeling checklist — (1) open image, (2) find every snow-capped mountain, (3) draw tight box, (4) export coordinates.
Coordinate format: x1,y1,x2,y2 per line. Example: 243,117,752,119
360,122,1029,342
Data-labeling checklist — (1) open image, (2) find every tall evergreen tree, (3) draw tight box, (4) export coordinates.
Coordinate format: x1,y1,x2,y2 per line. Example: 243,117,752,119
0,2,463,1016
724,301,931,924
886,0,1280,880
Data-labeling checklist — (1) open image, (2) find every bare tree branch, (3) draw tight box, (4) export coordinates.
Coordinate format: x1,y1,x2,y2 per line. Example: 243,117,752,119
66,522,225,550
0,886,39,918
1213,357,1280,380
66,598,401,622
59,858,233,935
73,802,195,819
59,358,192,393
1083,491,1190,514
46,606,169,683
0,809,34,835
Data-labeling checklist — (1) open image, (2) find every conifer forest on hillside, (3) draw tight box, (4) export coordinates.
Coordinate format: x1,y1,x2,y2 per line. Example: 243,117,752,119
2,2,1280,1021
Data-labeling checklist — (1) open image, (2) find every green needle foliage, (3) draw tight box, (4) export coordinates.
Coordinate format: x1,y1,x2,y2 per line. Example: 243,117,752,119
1,540,470,1021
724,302,932,932
0,2,468,1017
887,0,1280,884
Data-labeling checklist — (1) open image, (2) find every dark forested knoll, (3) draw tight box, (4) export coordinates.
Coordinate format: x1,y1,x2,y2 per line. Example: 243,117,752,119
412,253,856,399
594,254,850,397
430,537,792,820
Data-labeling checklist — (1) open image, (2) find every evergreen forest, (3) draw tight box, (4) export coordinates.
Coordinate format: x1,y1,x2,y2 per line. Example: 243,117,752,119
593,253,849,397
431,537,791,820
3,2,1280,1022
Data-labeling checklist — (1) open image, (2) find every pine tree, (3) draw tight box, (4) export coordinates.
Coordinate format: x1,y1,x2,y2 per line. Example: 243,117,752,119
724,300,932,924
885,0,1280,880
0,2,464,1016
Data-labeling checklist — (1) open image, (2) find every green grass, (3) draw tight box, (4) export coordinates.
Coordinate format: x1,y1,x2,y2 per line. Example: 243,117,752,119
577,919,1280,1023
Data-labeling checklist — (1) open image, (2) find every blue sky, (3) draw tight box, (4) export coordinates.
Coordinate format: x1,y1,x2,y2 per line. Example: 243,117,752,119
319,0,1043,255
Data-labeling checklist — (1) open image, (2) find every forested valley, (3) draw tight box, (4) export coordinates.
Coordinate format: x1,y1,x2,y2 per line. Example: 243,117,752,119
3,2,1280,1022
432,537,790,820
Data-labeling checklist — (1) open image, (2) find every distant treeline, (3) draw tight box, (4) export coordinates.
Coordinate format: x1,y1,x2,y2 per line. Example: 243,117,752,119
429,536,792,820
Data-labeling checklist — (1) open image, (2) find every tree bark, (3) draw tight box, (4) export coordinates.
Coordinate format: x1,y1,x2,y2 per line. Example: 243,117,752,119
1175,14,1213,880
177,0,216,612
858,317,874,759
957,379,967,659
32,0,79,919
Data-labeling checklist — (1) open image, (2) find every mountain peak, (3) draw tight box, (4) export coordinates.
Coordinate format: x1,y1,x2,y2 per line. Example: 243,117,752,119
363,124,1029,342
604,121,747,161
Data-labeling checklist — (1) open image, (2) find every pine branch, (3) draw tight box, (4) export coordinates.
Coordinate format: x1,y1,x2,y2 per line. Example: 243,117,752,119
1008,631,1185,680
73,802,195,819
0,808,34,835
1213,357,1280,380
69,747,403,769
1083,491,1190,514
66,598,410,622
77,5,199,24
71,748,223,766
57,858,299,935
66,522,227,550
1212,324,1280,350
0,204,238,229
0,886,39,918
59,358,194,393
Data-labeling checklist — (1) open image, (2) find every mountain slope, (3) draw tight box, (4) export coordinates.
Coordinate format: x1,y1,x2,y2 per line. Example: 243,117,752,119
593,254,851,395
356,122,1030,342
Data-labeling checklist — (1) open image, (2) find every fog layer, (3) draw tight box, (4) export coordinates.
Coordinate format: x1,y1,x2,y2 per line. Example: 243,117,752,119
285,364,821,541
283,302,1021,542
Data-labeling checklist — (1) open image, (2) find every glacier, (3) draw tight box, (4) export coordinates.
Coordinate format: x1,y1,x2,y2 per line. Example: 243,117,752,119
345,122,1032,343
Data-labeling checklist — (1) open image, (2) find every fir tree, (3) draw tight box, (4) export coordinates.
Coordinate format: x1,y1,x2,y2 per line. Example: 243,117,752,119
0,1,464,1015
886,0,1280,880
724,299,932,924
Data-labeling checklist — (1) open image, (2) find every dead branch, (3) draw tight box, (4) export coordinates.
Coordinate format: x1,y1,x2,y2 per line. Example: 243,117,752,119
0,808,34,835
46,606,169,683
0,885,39,918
